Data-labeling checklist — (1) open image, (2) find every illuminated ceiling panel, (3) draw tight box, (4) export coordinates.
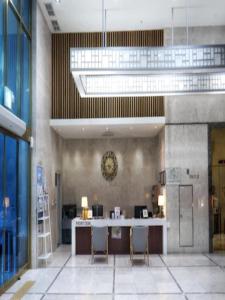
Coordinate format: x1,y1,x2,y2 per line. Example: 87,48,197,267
70,45,225,97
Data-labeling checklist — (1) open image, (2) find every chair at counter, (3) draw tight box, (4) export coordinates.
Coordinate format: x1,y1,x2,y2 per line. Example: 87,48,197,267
91,226,109,263
130,226,149,266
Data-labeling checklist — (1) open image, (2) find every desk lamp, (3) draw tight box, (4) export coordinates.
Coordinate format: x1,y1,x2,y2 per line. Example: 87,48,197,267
81,196,88,220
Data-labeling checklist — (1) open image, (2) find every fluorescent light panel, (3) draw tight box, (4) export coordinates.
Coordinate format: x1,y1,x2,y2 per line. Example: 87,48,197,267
70,45,225,97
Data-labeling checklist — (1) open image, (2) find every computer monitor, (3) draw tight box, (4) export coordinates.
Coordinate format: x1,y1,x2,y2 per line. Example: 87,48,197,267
92,205,103,218
134,205,147,218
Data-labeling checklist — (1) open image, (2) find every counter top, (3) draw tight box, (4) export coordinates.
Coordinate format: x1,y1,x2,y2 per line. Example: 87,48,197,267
71,217,169,255
72,217,168,227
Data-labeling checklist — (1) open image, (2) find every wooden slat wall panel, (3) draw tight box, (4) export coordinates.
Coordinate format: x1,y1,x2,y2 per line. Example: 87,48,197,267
52,30,164,119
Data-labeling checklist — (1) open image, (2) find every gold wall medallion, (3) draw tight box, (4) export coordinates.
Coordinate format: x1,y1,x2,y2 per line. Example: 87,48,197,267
101,151,118,181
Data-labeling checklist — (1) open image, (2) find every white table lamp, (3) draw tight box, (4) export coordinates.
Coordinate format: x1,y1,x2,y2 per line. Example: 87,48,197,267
81,196,88,219
158,195,165,218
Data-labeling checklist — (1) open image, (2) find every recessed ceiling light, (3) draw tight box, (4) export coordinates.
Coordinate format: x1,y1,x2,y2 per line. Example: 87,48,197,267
55,0,61,3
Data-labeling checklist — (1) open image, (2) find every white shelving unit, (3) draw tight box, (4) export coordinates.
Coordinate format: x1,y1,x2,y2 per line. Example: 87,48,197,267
37,194,52,266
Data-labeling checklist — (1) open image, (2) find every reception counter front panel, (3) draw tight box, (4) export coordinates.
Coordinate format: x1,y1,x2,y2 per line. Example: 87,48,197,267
72,218,168,255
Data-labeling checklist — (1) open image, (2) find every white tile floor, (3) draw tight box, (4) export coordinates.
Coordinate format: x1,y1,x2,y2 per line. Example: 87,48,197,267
1,246,225,300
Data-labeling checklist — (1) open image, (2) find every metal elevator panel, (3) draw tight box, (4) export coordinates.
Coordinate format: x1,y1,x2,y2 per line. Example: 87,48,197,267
179,185,194,247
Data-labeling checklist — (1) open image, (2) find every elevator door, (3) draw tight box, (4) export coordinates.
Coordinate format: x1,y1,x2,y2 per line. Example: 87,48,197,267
179,185,193,247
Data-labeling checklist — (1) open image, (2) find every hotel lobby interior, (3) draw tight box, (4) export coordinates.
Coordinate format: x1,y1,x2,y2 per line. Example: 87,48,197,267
1,0,225,299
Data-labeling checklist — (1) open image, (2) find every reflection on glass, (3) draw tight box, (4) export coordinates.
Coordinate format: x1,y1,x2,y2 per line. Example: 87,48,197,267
21,0,30,31
21,32,30,124
4,136,17,284
0,134,4,286
7,8,19,114
0,1,3,105
11,0,19,10
17,140,29,269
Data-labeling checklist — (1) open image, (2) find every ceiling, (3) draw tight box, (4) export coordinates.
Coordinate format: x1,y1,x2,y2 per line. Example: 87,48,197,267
50,117,165,139
38,0,225,33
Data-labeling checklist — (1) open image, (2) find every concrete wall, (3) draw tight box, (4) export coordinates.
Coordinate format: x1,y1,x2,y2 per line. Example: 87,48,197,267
165,125,209,252
31,2,63,267
164,26,225,252
62,138,160,217
164,26,225,124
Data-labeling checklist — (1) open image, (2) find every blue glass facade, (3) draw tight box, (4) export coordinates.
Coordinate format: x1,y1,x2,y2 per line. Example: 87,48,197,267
7,8,19,114
0,1,3,106
1,0,31,121
0,0,31,290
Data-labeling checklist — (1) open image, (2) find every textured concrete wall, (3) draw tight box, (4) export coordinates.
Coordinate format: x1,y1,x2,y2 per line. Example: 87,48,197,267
165,125,209,252
62,138,160,217
164,26,225,124
163,26,225,252
31,2,63,267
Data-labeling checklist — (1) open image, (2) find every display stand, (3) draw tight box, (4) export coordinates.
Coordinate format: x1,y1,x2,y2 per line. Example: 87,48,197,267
37,193,52,266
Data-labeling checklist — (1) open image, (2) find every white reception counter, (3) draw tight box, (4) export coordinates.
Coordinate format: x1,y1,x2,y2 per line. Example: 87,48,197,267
72,217,169,255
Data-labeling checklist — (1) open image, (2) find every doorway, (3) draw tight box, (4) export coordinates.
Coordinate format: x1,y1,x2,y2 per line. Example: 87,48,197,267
210,127,225,252
55,173,62,246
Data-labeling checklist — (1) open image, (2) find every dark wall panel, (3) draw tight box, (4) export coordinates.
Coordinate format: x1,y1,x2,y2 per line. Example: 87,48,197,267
52,30,164,119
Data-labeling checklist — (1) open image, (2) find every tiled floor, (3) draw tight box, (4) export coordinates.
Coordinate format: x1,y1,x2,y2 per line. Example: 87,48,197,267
1,246,225,300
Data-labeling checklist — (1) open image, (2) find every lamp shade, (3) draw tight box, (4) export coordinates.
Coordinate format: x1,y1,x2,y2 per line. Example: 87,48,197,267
158,195,164,206
81,196,88,208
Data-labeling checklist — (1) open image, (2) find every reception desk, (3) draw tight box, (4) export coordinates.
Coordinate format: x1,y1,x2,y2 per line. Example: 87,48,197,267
72,218,168,255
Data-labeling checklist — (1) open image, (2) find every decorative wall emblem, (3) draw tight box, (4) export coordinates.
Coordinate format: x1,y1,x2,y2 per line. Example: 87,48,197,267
101,151,118,181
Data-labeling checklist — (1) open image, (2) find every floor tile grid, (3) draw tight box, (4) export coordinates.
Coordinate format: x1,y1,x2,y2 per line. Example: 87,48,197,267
158,254,187,299
114,255,185,298
204,253,225,271
40,253,72,300
160,254,217,268
113,255,116,300
160,255,225,299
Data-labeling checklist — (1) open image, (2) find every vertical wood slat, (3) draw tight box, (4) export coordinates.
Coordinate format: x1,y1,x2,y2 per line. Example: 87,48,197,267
52,30,164,119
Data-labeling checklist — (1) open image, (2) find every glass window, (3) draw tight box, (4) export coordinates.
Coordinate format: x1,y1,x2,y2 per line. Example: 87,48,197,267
17,140,29,269
11,0,19,11
6,8,19,114
21,32,30,124
21,0,30,31
4,136,17,282
0,1,3,105
0,134,4,286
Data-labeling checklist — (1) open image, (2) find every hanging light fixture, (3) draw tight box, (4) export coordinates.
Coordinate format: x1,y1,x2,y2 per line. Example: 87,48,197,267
70,1,225,98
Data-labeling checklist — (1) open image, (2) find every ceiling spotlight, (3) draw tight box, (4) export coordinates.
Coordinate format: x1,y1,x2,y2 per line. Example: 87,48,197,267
55,0,61,3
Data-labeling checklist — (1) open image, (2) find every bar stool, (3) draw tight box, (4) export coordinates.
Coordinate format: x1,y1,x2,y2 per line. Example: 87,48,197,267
130,226,149,266
91,226,109,263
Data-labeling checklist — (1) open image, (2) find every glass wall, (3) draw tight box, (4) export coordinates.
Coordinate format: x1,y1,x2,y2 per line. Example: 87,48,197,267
7,7,19,113
0,134,4,286
0,0,31,290
0,1,3,105
1,0,31,123
0,134,30,287
17,141,29,268
21,32,30,124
